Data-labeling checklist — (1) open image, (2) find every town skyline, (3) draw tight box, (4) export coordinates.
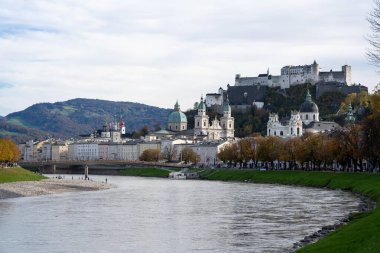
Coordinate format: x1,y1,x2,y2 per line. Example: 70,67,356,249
0,0,378,116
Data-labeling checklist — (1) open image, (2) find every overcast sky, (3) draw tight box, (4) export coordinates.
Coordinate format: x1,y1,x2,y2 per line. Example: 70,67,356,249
0,0,378,115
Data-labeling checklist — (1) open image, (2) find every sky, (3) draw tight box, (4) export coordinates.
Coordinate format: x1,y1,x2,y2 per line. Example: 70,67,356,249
0,0,378,116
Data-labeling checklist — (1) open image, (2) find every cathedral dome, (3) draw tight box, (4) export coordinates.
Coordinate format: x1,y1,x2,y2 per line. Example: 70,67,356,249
168,101,187,123
300,90,319,113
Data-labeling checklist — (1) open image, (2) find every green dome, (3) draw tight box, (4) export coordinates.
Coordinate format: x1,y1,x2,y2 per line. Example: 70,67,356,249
168,101,187,123
300,89,319,113
168,111,187,123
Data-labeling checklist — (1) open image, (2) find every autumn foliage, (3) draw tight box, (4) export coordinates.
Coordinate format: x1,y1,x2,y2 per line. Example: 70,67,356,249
0,139,19,165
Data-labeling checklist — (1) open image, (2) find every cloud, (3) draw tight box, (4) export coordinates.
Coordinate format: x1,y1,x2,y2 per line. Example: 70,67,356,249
0,81,13,89
0,0,377,115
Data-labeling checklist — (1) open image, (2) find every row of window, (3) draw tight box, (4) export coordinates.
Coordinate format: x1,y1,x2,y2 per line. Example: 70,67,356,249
269,127,301,136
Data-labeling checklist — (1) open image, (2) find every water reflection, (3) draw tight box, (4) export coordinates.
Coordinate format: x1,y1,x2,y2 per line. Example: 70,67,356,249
0,176,361,253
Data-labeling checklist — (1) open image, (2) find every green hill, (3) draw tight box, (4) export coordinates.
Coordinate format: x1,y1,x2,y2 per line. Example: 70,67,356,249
0,98,171,143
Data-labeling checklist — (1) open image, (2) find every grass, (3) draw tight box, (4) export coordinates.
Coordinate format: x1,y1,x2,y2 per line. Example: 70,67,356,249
0,166,46,183
200,169,380,253
120,167,171,178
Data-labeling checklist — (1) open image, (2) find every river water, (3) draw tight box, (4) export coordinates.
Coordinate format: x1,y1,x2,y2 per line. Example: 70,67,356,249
0,176,361,253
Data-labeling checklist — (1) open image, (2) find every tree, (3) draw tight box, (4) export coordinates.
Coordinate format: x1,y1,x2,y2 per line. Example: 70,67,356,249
140,149,161,162
367,0,380,68
181,148,200,164
161,145,177,162
217,143,239,166
0,139,19,166
257,136,283,169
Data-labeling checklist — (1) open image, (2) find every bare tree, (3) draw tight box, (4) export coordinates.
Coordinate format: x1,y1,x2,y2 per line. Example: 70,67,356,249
367,0,380,67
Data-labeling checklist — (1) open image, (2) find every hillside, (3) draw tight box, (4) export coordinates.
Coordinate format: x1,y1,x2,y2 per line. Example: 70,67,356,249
0,98,171,143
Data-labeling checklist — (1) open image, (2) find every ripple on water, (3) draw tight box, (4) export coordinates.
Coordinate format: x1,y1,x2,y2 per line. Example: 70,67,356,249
0,176,363,253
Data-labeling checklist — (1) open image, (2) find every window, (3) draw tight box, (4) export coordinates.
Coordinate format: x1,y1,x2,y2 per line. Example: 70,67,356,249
203,121,206,127
306,114,308,120
291,128,293,135
197,122,199,127
274,131,277,136
269,129,271,135
229,123,232,128
297,127,300,135
313,115,315,120
280,131,283,136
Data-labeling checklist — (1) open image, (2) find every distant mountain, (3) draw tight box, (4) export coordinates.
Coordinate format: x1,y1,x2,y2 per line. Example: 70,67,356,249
0,98,171,143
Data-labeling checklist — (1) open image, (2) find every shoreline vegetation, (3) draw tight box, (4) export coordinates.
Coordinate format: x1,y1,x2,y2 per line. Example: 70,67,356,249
0,167,113,199
199,169,380,253
120,167,380,253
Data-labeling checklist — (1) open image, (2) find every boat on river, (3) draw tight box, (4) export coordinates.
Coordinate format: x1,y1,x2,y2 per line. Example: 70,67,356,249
169,171,187,179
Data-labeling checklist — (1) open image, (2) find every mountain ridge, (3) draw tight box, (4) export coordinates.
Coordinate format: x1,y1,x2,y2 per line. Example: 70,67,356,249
1,98,171,143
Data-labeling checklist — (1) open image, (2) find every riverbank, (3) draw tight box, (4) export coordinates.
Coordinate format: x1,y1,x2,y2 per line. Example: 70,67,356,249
200,169,380,253
0,167,46,183
120,167,172,178
0,178,114,199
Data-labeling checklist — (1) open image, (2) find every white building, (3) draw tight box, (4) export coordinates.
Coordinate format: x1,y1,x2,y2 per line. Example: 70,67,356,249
68,143,99,160
190,141,230,166
267,111,303,138
194,96,234,140
267,90,338,137
235,61,351,89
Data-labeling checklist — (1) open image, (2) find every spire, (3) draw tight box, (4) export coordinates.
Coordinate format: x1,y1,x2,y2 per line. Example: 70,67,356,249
198,95,206,111
345,103,355,123
174,100,180,111
223,94,231,113
305,89,312,103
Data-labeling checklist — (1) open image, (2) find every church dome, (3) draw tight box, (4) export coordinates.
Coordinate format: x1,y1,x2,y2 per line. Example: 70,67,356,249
168,101,187,123
300,90,319,113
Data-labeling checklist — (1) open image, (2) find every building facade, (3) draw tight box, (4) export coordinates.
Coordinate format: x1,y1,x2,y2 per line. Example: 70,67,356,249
194,96,234,140
267,90,337,137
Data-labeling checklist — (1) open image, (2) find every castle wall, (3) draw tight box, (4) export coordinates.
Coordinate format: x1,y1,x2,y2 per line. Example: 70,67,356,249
235,62,349,89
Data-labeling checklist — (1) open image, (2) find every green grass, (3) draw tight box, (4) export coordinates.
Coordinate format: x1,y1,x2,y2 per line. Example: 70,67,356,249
120,167,171,178
200,169,380,253
0,167,46,183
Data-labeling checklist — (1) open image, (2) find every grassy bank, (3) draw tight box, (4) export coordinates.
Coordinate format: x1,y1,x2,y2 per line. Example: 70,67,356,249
200,169,380,253
0,167,46,183
120,167,171,178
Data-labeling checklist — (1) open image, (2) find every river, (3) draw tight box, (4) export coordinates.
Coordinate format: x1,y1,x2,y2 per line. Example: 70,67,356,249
0,176,361,253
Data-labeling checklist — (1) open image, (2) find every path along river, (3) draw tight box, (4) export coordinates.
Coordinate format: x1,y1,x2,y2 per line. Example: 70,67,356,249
0,175,362,253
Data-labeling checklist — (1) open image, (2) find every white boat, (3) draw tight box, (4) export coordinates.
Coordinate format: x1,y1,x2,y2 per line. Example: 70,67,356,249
169,171,187,180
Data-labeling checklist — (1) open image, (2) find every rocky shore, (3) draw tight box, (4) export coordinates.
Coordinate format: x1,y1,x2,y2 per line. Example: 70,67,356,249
0,178,114,199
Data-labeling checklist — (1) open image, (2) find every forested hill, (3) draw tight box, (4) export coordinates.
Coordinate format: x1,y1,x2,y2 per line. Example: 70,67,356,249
0,98,171,143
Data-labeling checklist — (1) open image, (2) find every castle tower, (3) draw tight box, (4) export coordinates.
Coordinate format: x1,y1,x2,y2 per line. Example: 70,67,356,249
220,96,234,139
311,60,320,84
342,65,352,85
194,96,209,136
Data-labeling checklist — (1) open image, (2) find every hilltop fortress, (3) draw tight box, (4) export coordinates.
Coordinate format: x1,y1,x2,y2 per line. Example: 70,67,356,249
235,60,351,89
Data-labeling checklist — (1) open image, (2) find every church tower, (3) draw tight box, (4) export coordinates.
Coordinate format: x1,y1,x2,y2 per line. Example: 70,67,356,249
119,112,126,134
220,96,234,139
194,96,209,136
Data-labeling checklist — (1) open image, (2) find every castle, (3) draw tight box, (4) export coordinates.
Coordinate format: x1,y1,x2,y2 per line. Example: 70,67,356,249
235,60,351,89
